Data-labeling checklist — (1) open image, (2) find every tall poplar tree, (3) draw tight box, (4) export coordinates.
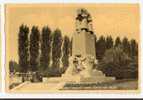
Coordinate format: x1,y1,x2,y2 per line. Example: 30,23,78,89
51,29,62,76
29,26,40,72
129,39,138,78
130,39,138,58
40,26,52,75
62,36,70,73
106,36,113,50
18,24,29,73
115,36,121,47
96,35,106,60
122,37,130,55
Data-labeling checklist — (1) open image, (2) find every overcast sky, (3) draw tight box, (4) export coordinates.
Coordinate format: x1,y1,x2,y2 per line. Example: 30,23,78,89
6,4,140,62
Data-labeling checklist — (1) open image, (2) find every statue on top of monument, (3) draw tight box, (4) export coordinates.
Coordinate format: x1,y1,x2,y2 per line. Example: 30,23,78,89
76,8,89,21
75,8,93,34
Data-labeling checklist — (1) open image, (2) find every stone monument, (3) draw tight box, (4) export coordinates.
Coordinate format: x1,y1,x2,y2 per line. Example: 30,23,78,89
62,8,115,83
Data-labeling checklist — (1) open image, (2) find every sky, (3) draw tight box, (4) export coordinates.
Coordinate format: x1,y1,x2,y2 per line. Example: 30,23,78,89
6,4,140,62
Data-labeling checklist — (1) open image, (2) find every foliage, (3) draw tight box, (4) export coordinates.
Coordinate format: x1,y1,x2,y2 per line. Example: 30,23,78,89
130,39,138,58
106,35,113,49
18,24,29,73
122,37,130,55
9,60,19,73
16,24,138,79
61,36,70,73
114,36,121,47
51,29,63,76
40,26,52,76
29,26,40,72
98,46,138,79
96,35,106,60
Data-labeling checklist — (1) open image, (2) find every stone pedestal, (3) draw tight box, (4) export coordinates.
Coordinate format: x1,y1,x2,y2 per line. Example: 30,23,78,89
62,55,115,83
61,8,115,84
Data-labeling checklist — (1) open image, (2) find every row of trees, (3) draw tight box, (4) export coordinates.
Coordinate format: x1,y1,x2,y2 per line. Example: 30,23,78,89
10,24,71,77
9,24,138,79
96,35,138,61
95,36,138,79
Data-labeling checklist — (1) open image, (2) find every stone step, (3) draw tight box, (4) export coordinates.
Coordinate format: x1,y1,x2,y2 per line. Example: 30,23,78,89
80,76,115,83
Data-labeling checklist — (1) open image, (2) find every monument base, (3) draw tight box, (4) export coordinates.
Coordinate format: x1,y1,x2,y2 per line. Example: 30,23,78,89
62,69,115,83
61,56,115,83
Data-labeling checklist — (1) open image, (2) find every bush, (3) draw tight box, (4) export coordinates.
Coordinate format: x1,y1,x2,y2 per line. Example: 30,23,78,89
98,46,138,79
9,61,19,73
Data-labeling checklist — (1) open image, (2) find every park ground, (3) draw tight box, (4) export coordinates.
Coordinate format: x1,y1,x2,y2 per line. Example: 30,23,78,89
10,79,138,93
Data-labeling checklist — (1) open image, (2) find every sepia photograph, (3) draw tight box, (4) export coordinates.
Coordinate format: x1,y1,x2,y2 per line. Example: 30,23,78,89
5,3,140,93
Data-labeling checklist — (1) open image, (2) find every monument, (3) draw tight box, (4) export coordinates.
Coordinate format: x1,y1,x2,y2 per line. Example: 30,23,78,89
62,8,115,83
